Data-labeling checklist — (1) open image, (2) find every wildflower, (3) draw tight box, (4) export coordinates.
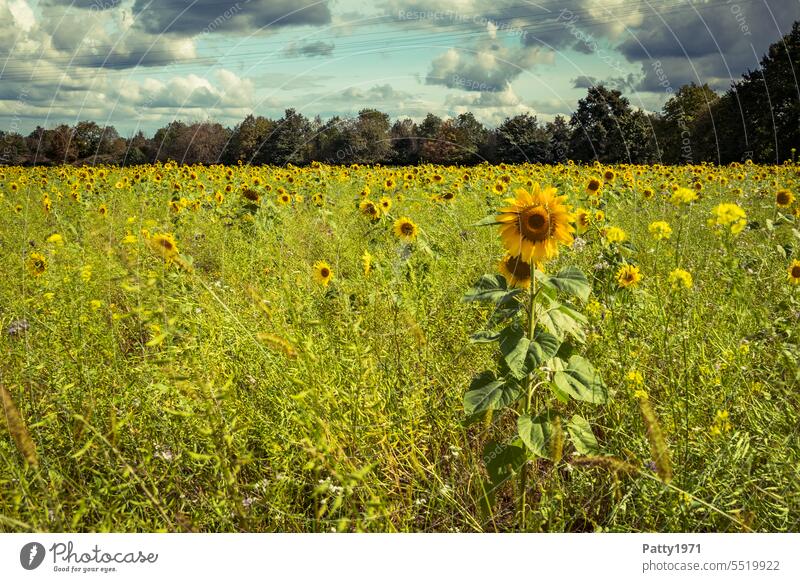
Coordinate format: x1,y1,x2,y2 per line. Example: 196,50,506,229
616,263,642,288
496,184,574,265
710,410,732,437
648,221,672,241
709,203,747,235
668,268,693,290
80,265,93,283
46,233,64,246
625,370,644,388
670,187,698,206
362,251,373,276
393,217,418,242
604,226,627,244
313,261,334,287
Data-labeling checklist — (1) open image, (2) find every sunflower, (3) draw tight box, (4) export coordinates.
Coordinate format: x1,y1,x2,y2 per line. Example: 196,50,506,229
27,252,47,277
151,233,179,260
98,203,108,216
393,217,418,241
670,187,698,206
313,261,334,287
493,181,507,195
586,177,603,196
788,259,800,285
709,203,747,235
242,188,261,203
278,193,292,206
384,178,395,190
498,254,533,289
359,199,381,220
496,184,574,265
379,196,392,214
616,264,641,288
603,169,615,182
575,208,591,233
776,189,794,208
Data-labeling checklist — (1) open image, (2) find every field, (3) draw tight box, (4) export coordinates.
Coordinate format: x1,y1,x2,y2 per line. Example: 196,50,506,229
1,161,799,533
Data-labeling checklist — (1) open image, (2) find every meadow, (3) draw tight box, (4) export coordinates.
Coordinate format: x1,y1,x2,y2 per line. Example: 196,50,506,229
0,161,798,533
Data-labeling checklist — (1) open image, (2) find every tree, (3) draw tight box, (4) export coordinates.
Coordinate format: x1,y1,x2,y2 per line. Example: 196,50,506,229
389,118,420,165
494,113,550,163
224,114,275,164
657,83,719,163
259,108,312,165
545,115,571,163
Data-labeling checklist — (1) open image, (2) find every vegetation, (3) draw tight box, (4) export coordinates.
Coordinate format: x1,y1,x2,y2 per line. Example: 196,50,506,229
1,161,798,532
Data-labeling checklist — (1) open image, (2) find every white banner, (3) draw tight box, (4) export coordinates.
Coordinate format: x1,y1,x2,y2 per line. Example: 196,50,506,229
1,533,798,581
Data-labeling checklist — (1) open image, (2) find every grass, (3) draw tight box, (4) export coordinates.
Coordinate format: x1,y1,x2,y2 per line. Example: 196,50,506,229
0,162,798,532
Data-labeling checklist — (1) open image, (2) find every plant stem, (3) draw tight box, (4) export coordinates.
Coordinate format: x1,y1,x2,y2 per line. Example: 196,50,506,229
519,268,539,530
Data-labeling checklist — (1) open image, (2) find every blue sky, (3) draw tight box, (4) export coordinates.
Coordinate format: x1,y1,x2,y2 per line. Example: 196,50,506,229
0,0,797,136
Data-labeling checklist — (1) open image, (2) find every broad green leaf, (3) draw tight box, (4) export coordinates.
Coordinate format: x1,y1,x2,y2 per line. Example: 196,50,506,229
462,274,521,304
536,266,592,303
526,328,561,368
498,324,530,380
470,330,500,343
567,414,601,455
553,356,607,404
483,439,526,487
518,411,563,461
464,371,522,415
535,300,587,342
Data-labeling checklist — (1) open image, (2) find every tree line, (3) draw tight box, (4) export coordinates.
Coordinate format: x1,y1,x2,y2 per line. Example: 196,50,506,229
1,22,798,167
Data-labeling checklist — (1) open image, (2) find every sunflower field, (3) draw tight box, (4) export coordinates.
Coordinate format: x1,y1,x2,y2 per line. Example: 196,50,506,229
1,161,799,533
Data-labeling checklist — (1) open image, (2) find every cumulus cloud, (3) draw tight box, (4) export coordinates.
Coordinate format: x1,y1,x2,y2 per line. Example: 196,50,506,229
426,44,553,92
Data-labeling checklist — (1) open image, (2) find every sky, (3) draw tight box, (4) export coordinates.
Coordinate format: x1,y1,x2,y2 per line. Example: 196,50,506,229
0,0,798,136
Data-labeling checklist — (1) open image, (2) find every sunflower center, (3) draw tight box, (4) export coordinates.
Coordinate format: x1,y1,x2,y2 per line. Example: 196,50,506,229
505,256,531,281
792,265,800,278
777,192,790,205
520,207,550,240
401,222,415,235
320,268,330,278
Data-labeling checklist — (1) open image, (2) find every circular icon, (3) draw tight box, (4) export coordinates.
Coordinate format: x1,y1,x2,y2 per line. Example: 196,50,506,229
20,542,46,570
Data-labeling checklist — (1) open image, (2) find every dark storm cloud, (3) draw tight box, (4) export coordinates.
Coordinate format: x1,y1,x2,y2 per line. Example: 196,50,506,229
618,0,799,92
132,0,332,36
283,40,335,58
572,75,597,89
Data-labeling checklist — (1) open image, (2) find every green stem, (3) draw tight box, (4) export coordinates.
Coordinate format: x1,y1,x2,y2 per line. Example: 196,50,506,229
519,269,539,530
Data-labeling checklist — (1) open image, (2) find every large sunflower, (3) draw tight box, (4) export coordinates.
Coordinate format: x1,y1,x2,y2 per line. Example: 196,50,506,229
496,184,574,265
788,259,800,285
498,254,533,289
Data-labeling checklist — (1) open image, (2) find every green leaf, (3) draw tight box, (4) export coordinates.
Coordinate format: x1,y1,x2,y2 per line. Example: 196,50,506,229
526,328,561,368
567,415,601,455
553,356,607,404
464,372,521,416
535,299,587,342
474,215,502,227
498,324,530,380
518,411,563,461
462,274,521,304
537,266,591,303
470,330,500,343
483,439,526,487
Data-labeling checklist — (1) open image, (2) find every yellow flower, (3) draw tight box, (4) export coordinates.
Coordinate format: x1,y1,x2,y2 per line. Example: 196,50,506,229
313,261,334,287
670,187,698,205
648,221,672,240
393,217,418,242
625,370,644,388
379,196,392,214
586,177,603,196
497,254,533,289
788,259,800,285
709,203,747,235
776,189,794,208
80,264,93,283
616,263,641,288
122,233,137,245
90,300,103,310
151,233,179,261
575,208,591,233
362,251,373,276
604,226,627,244
98,203,108,216
46,233,64,246
359,199,381,221
710,410,732,437
27,252,47,277
496,184,574,265
668,268,693,290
